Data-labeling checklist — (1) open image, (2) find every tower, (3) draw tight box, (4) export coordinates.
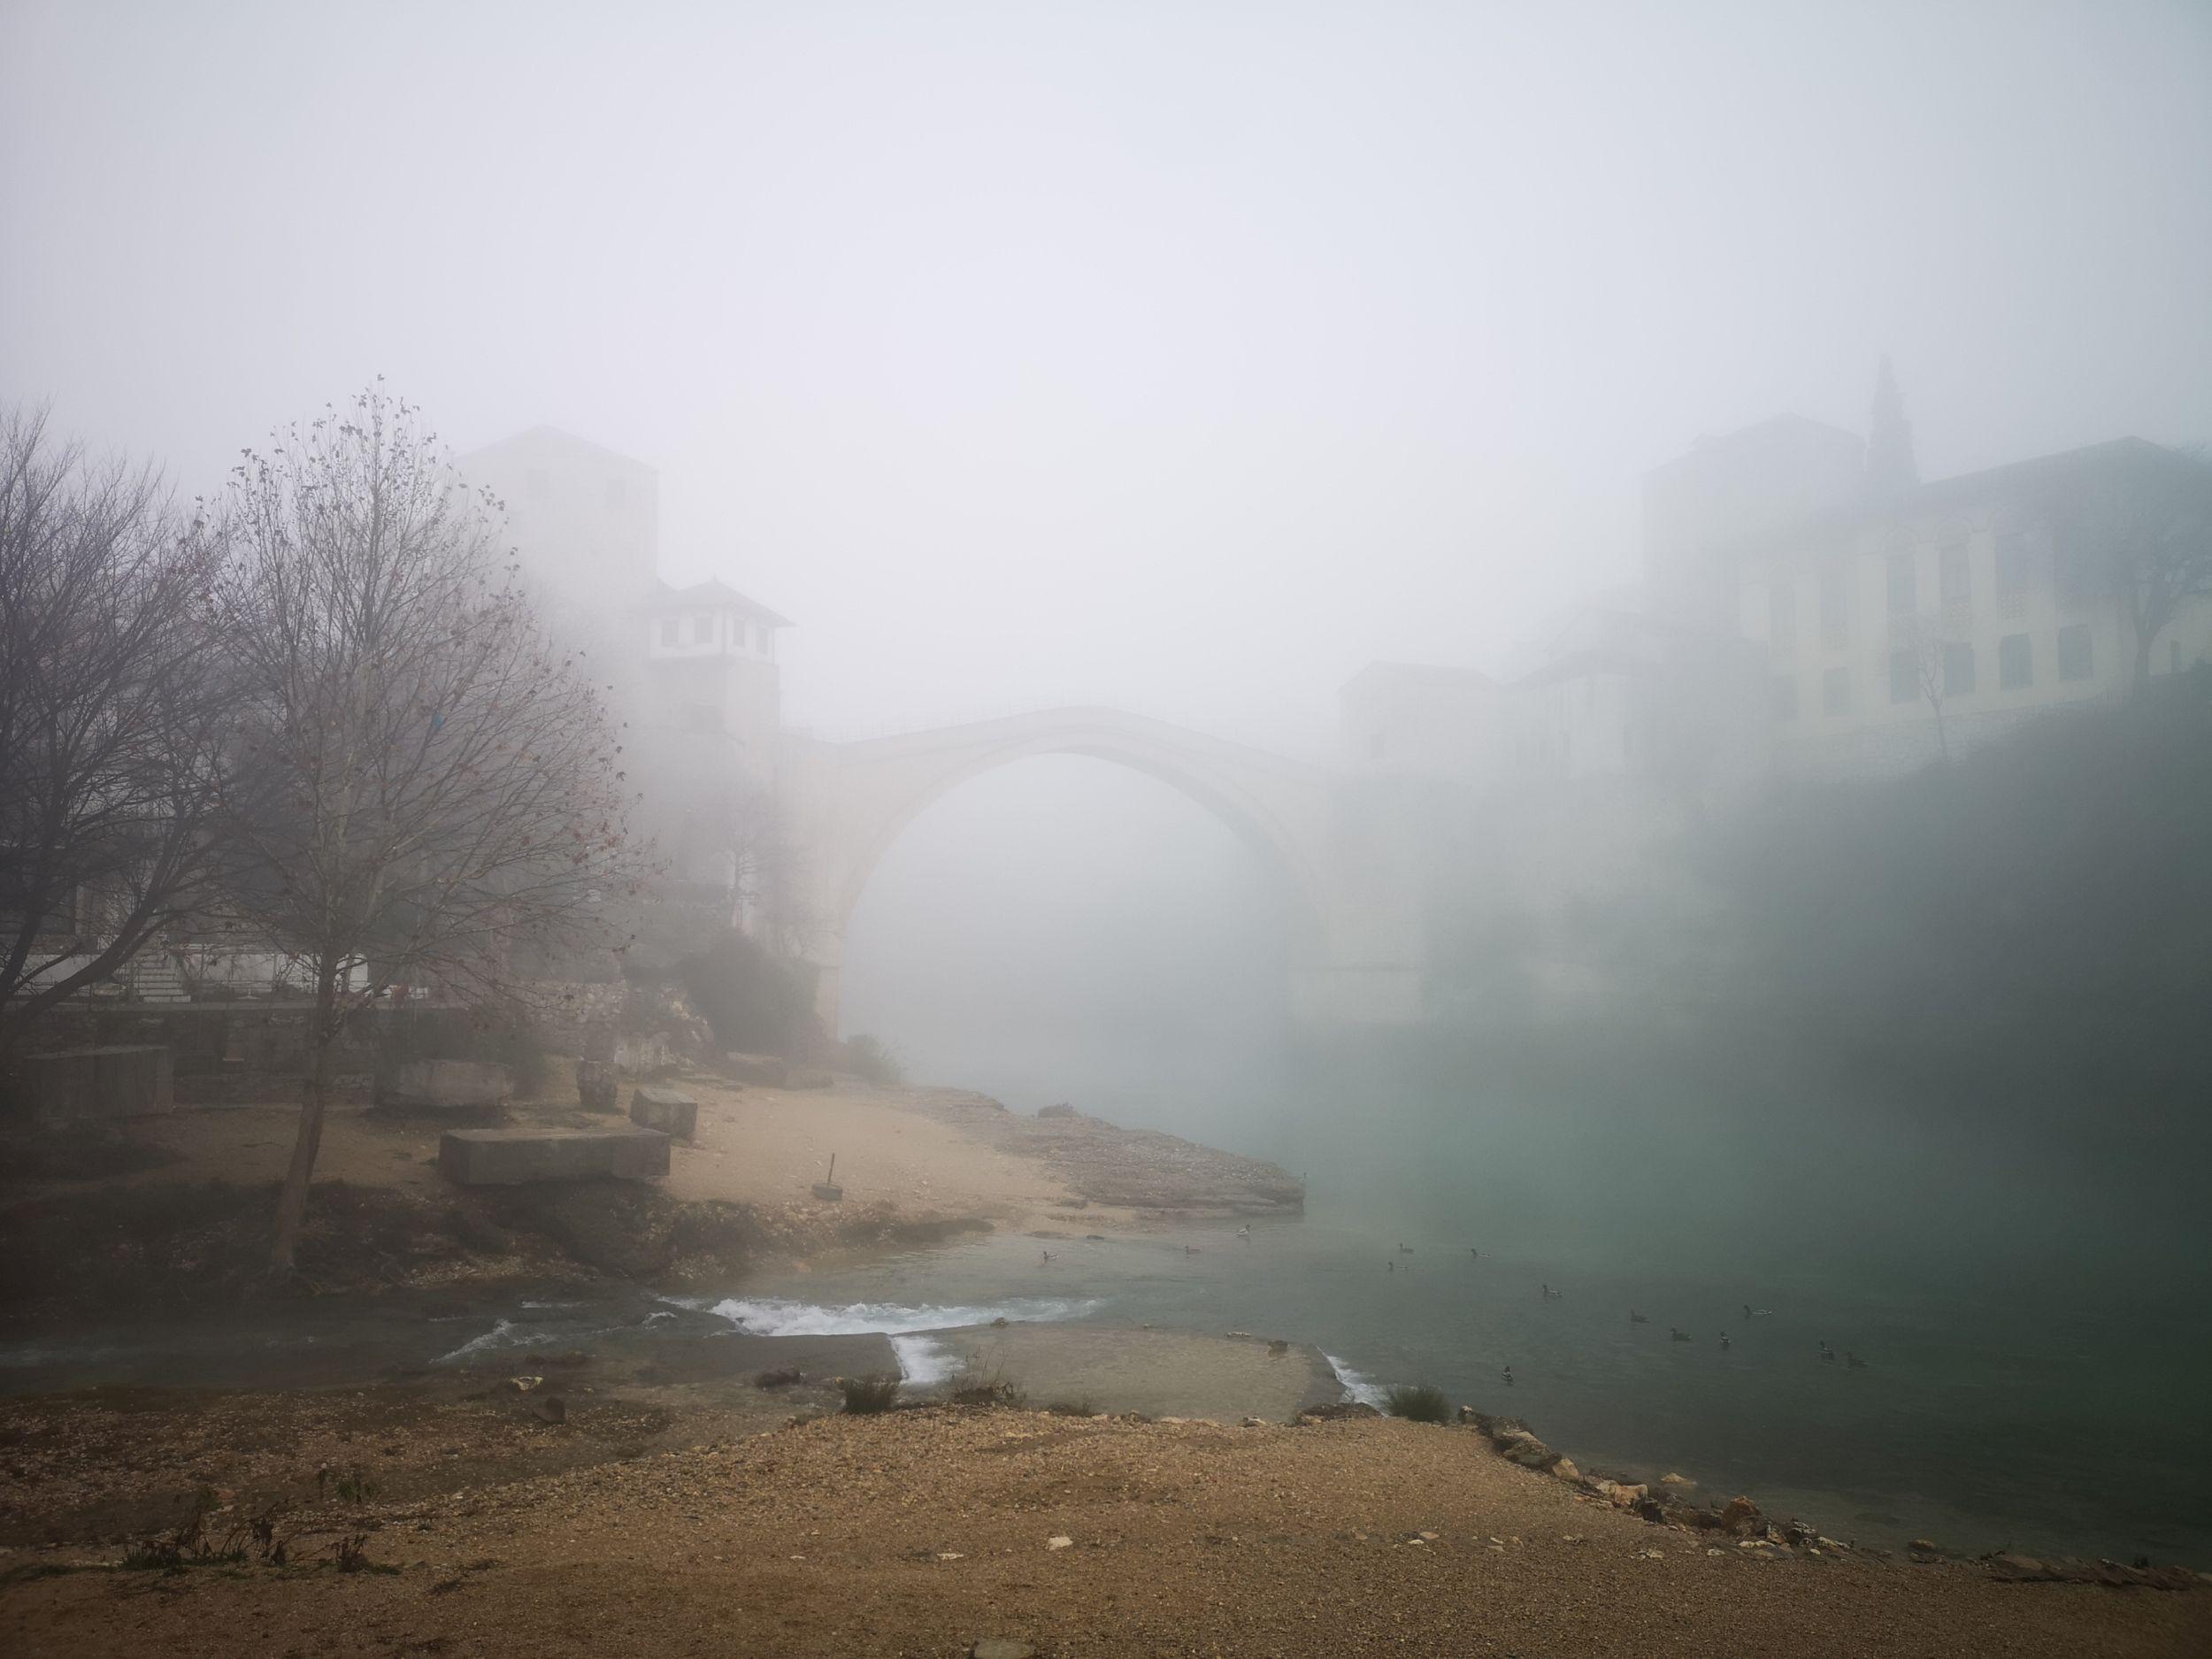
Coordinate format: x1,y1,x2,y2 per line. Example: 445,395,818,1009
1864,356,1919,495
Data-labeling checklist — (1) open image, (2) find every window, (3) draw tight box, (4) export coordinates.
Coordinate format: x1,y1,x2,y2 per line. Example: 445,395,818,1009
1939,541,1970,603
657,616,677,647
692,613,712,644
1822,665,1850,716
1886,552,1916,619
604,477,627,511
1889,649,1917,703
1771,676,1799,721
2057,623,2093,681
1819,567,1847,648
1999,633,2032,689
1943,641,1976,696
681,703,720,732
1768,579,1796,652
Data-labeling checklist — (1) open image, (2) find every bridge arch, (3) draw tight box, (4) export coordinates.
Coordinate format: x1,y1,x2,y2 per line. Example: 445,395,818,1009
780,707,1370,1033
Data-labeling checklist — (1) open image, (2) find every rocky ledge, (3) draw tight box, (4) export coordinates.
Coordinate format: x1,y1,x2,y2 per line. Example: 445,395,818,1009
909,1090,1306,1215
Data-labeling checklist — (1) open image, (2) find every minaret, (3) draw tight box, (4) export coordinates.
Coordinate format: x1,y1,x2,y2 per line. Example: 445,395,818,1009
1864,355,1919,495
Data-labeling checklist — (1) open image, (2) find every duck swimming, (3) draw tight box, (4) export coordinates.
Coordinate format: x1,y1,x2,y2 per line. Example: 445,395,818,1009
1629,1310,1649,1324
1670,1327,1692,1342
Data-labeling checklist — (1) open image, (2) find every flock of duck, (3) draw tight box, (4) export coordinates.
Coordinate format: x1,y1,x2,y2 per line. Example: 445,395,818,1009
1385,1241,1875,1380
1045,1229,1878,1379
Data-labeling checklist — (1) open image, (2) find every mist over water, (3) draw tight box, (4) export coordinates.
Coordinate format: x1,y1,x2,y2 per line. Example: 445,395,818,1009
835,756,2212,1561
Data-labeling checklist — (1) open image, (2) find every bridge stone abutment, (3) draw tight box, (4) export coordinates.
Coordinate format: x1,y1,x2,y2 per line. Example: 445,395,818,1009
775,708,1422,1036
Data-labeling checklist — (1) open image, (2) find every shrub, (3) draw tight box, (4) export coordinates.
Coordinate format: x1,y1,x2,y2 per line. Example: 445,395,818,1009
1382,1383,1453,1425
835,1373,902,1414
844,1033,904,1086
678,929,815,1056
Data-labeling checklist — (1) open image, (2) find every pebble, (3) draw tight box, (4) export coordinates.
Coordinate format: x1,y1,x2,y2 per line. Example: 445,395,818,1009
1046,1535,1073,1550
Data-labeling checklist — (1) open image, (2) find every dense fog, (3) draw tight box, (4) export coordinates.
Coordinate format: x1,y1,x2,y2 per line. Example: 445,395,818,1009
5,0,2212,1613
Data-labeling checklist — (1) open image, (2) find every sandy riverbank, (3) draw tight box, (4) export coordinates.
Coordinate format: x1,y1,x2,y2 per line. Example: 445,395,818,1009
0,1068,1303,1321
2,1379,2202,1659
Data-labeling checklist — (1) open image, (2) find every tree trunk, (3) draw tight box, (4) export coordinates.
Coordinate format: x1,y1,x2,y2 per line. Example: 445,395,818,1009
270,958,341,1273
2132,631,2155,701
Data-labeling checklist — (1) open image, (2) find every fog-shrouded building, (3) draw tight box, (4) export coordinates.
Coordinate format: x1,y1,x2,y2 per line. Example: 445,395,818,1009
1710,435,2212,776
459,426,793,926
458,426,661,619
1352,369,2211,793
1334,368,2210,1018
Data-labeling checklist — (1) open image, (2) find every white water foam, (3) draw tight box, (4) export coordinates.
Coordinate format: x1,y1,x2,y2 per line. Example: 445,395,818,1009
435,1317,524,1363
888,1333,960,1387
705,1295,1102,1338
1323,1352,1390,1408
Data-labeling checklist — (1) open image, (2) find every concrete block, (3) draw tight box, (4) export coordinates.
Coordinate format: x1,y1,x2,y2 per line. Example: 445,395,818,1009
9,1046,174,1121
438,1125,671,1186
379,1059,512,1112
628,1085,697,1138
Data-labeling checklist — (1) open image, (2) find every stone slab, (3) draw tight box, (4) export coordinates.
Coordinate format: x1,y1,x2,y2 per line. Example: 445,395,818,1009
629,1085,697,1138
438,1125,670,1186
7,1046,174,1122
379,1058,512,1111
722,1054,834,1090
918,1325,1344,1423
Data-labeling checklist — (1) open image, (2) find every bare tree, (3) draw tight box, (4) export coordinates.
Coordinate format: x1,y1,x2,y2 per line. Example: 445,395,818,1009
0,408,226,1058
2055,443,2212,697
205,385,657,1271
1898,613,1959,766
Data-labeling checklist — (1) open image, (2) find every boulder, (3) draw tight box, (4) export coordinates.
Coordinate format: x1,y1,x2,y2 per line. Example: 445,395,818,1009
1037,1102,1078,1119
723,1053,792,1087
1550,1457,1581,1483
379,1059,511,1113
576,1060,618,1113
1496,1430,1563,1472
629,1085,698,1138
1719,1496,1763,1534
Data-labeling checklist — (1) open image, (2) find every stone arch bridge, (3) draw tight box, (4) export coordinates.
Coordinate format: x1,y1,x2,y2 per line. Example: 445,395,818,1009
777,707,1420,1033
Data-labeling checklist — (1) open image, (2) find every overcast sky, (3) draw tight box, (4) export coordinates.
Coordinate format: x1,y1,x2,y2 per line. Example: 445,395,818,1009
5,0,2209,749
